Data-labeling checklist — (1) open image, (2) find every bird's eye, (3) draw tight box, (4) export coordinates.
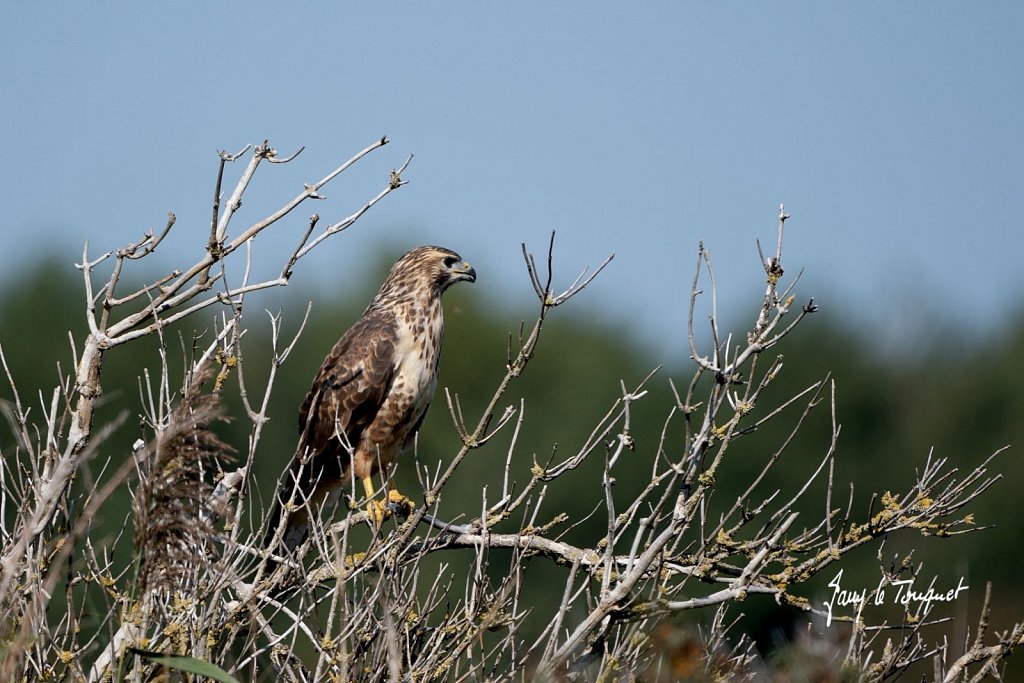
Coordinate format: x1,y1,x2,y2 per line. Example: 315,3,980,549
443,255,459,268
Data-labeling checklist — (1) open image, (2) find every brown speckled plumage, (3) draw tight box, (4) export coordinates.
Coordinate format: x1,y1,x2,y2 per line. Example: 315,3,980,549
268,246,475,552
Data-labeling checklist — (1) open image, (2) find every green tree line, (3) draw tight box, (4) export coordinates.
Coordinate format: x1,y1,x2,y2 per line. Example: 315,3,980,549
1,258,1020,677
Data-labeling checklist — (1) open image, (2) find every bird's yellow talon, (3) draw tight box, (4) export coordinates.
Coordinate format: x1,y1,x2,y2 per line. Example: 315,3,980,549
365,489,414,527
387,489,415,512
366,498,389,526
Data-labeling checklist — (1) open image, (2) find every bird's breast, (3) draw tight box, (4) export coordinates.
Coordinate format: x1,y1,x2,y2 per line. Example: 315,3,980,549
382,305,444,427
393,303,444,390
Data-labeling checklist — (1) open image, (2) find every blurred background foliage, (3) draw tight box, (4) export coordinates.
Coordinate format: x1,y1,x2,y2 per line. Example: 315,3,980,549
1,255,1020,677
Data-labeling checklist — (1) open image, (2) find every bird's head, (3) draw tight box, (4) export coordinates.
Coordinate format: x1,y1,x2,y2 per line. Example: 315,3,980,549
378,245,476,301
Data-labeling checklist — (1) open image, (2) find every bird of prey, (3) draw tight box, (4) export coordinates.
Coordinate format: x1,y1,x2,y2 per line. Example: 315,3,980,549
267,245,476,553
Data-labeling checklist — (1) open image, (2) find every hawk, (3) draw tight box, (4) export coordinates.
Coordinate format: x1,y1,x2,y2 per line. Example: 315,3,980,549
267,245,476,553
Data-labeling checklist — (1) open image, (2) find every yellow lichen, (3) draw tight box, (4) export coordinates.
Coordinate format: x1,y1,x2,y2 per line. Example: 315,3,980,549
213,353,238,390
783,594,811,609
172,593,194,612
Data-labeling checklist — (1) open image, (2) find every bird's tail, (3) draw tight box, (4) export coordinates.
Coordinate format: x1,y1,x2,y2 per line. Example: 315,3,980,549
263,495,310,560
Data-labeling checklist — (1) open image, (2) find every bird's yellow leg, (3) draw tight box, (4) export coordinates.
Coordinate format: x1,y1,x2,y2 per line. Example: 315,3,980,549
362,475,386,526
361,476,414,526
362,475,377,501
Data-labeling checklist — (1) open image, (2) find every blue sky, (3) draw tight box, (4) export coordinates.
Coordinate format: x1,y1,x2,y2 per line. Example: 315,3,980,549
2,4,1021,359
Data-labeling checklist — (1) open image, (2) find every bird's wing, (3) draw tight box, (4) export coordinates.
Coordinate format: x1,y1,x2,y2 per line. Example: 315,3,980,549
300,309,398,484
268,310,398,551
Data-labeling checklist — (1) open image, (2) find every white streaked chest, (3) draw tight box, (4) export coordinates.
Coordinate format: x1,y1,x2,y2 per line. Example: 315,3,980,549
391,302,444,399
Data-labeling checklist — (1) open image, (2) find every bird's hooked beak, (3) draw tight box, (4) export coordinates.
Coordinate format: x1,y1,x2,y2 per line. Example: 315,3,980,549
451,260,476,283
